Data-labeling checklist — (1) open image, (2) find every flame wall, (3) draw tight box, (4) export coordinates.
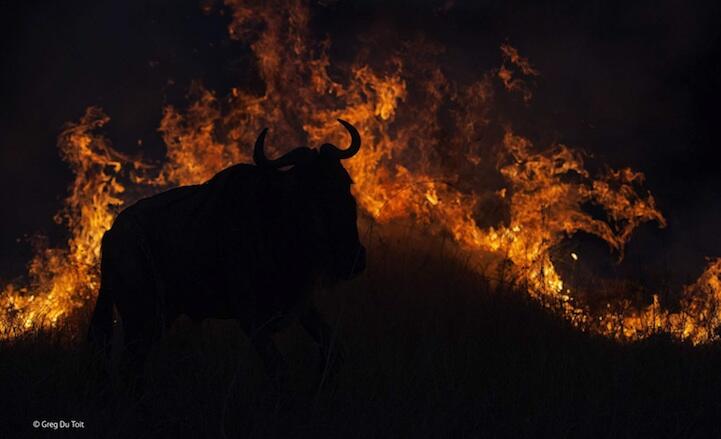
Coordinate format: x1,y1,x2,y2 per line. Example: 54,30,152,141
1,0,720,344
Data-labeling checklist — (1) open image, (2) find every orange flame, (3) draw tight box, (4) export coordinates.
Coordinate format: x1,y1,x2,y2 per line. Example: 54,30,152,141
1,0,720,344
1,108,126,334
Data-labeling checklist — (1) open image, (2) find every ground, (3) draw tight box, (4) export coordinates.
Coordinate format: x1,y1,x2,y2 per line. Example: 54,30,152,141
2,223,720,438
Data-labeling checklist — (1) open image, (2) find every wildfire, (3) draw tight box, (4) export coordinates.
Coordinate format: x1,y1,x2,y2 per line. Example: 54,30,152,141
1,0,720,344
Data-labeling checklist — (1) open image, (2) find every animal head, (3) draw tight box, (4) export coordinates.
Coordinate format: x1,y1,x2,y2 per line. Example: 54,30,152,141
253,119,366,280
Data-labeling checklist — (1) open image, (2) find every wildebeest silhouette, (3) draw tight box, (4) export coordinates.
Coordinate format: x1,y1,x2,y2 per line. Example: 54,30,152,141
88,119,366,387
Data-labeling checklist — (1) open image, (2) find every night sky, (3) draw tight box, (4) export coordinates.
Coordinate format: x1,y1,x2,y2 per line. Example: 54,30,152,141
1,0,720,294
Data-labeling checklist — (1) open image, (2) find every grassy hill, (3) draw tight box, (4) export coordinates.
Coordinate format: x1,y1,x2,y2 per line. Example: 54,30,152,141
1,224,720,438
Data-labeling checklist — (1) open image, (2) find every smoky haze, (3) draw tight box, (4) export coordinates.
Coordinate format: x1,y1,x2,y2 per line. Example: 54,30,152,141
1,0,720,294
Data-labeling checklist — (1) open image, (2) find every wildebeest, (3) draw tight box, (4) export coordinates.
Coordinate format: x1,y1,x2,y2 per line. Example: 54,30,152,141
88,119,366,387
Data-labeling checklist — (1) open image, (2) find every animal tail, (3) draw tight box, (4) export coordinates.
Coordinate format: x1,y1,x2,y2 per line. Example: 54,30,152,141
88,271,114,352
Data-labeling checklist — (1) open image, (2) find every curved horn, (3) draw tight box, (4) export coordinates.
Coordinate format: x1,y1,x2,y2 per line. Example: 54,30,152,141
320,119,361,160
253,128,271,167
254,127,315,169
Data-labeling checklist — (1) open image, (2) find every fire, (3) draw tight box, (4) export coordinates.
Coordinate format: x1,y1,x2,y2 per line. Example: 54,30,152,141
2,0,720,344
0,108,127,335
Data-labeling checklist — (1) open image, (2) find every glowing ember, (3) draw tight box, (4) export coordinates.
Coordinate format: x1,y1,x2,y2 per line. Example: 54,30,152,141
1,0,720,344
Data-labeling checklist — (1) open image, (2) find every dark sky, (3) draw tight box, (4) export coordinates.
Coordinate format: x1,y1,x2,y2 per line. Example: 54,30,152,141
1,0,720,293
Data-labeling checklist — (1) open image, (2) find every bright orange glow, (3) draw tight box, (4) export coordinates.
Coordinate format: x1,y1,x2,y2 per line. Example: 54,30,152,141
1,0,719,344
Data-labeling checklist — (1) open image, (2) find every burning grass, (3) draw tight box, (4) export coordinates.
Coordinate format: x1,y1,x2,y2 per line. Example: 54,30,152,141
1,0,721,344
2,225,720,438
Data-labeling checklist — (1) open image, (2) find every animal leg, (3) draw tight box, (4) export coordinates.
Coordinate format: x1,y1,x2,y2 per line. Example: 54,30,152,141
112,285,159,395
120,311,159,395
251,330,288,388
300,305,345,380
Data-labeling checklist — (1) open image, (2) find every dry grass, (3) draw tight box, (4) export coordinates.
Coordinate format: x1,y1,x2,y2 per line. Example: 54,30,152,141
2,223,721,438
